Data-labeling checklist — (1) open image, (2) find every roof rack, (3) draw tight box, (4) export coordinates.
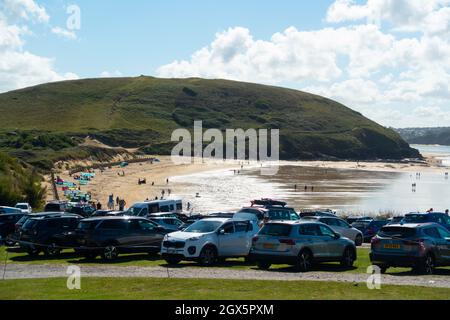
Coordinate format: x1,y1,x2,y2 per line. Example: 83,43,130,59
251,198,287,207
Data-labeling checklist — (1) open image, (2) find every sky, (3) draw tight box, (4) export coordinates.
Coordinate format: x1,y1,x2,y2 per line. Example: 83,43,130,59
1,0,450,128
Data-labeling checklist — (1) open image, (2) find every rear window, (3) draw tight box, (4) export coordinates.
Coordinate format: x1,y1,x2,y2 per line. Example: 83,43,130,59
403,215,428,223
379,226,417,238
77,221,99,230
45,204,62,211
22,219,39,230
98,220,127,230
352,221,370,228
260,224,292,236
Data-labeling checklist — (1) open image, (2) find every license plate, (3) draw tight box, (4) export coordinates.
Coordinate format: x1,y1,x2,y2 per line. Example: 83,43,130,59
167,248,177,254
384,244,401,249
263,243,276,249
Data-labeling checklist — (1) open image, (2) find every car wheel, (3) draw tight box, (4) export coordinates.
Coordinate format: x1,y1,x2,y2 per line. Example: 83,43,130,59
27,248,40,256
256,261,271,270
103,245,118,261
84,253,97,260
355,234,363,246
415,253,435,275
165,257,181,265
296,249,313,272
4,237,16,247
45,243,61,257
340,247,355,268
198,246,217,266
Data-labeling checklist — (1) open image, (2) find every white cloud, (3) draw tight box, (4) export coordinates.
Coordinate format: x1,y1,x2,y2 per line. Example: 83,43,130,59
0,1,78,93
99,70,123,77
51,26,77,40
2,0,50,23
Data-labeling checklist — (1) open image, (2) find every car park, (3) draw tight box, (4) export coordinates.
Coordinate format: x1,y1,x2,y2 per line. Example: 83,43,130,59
370,223,450,274
15,203,32,214
401,213,450,230
301,216,364,246
0,213,25,245
17,214,83,256
249,221,357,272
73,216,170,260
352,219,388,242
161,218,258,265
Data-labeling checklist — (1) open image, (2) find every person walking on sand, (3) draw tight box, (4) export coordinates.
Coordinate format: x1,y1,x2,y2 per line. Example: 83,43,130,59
108,194,114,210
445,209,449,216
166,178,169,185
119,199,126,211
116,196,119,207
96,202,102,210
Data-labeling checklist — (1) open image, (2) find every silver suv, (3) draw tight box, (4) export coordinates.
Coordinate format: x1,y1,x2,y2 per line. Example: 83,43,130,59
249,221,357,272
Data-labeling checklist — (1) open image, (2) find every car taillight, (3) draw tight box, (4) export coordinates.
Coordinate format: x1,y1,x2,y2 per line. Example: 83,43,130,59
371,236,380,247
279,239,296,245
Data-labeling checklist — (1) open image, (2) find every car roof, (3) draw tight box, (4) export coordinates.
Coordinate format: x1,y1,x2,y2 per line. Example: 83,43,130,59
0,212,25,217
199,217,231,223
384,222,439,228
82,216,146,222
266,220,318,225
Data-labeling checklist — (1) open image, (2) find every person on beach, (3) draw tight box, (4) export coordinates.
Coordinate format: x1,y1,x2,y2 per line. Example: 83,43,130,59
294,184,297,190
446,209,449,216
108,194,114,210
427,208,434,213
119,199,126,211
96,202,102,210
304,185,307,192
116,196,119,206
166,178,169,184
187,202,191,211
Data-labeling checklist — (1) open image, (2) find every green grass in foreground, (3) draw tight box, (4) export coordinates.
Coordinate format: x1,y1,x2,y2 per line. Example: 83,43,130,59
2,246,450,275
1,277,449,300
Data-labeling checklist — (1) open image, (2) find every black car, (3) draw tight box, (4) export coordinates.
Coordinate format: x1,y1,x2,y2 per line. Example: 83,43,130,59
10,212,68,244
18,214,83,256
0,213,25,246
91,210,124,217
73,216,170,260
44,201,69,212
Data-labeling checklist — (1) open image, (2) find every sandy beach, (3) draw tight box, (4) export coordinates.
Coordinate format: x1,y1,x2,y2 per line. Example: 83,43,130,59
43,151,450,212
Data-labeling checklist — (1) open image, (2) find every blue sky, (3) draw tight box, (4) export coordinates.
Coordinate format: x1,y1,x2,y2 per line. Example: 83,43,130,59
1,0,450,128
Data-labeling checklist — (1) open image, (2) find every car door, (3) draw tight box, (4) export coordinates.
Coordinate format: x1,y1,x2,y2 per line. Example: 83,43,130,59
436,226,450,263
233,221,253,255
318,224,343,259
298,224,329,259
131,219,164,250
217,222,240,257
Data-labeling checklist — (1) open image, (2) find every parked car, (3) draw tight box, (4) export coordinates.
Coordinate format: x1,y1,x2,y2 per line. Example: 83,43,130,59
90,210,124,217
401,213,450,230
161,218,258,266
352,219,388,242
299,210,337,218
387,216,404,225
73,216,170,260
370,223,450,274
149,217,184,231
67,205,96,217
17,214,83,256
15,203,32,214
235,207,299,223
43,201,69,212
345,216,373,224
249,221,357,272
0,206,23,214
0,213,25,246
126,199,183,217
301,216,363,246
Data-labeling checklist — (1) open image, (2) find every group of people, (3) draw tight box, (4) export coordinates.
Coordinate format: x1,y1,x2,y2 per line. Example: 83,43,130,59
426,208,450,215
293,184,315,192
107,194,127,211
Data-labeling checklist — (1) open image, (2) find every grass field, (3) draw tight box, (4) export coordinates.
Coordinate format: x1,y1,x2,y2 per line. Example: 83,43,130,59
2,246,450,276
1,277,449,300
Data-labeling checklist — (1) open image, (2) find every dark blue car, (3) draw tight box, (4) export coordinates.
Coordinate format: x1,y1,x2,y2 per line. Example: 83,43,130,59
401,213,450,231
352,220,388,242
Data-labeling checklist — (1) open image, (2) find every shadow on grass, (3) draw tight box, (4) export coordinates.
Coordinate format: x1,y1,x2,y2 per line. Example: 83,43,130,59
386,268,450,276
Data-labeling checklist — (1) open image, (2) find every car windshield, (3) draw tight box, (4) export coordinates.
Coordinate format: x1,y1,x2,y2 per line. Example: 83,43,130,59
260,224,292,236
402,214,428,223
16,205,27,209
77,221,99,230
184,220,222,233
379,226,417,238
126,207,142,216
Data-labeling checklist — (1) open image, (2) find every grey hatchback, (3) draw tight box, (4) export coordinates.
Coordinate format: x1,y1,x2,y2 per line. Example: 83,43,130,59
370,223,450,274
249,221,357,272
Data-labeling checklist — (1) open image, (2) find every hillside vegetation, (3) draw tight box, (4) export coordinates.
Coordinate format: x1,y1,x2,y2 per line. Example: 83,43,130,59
396,127,450,146
0,76,419,169
0,152,46,209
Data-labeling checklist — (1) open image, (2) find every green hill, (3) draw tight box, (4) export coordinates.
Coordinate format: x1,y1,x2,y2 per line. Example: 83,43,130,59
0,76,419,169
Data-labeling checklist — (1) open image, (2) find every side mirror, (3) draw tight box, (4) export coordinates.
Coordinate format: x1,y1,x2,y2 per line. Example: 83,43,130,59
218,229,225,235
445,237,450,242
334,233,341,239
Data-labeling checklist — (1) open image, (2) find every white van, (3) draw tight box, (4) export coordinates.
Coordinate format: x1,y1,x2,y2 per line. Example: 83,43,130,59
126,199,183,217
